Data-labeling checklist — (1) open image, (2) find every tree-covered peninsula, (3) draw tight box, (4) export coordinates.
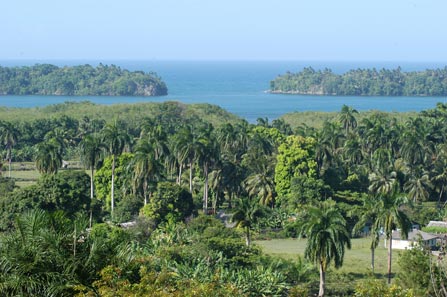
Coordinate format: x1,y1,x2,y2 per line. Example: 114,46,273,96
270,67,447,96
0,64,168,96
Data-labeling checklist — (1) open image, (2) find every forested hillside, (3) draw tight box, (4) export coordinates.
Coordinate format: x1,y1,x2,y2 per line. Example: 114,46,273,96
0,64,168,96
270,67,447,96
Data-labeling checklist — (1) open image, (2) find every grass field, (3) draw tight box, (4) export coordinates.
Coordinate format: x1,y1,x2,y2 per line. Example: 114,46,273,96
2,161,85,187
255,237,402,281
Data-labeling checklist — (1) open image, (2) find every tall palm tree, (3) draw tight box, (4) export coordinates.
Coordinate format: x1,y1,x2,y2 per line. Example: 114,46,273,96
352,194,381,273
373,191,412,284
338,104,358,134
35,141,62,174
231,197,265,247
0,121,20,178
174,125,197,193
244,155,276,206
79,132,104,204
196,123,219,214
404,167,432,203
297,199,351,297
368,167,398,196
129,138,163,205
101,121,130,216
140,119,170,160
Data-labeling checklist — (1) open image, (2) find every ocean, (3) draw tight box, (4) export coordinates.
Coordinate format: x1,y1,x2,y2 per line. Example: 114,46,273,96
0,60,446,123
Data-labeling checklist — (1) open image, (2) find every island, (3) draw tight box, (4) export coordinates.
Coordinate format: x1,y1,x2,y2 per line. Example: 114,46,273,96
270,66,447,96
0,64,168,96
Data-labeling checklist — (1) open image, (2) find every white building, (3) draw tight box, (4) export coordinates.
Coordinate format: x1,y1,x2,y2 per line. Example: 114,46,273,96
391,229,438,250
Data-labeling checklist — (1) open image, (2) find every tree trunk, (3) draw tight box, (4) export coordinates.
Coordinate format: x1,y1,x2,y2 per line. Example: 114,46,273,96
189,160,193,193
90,167,94,228
111,154,115,218
245,227,251,247
177,163,182,185
371,247,375,274
143,180,148,205
8,147,11,178
90,167,94,200
319,261,326,297
203,163,209,214
212,192,218,214
387,235,392,284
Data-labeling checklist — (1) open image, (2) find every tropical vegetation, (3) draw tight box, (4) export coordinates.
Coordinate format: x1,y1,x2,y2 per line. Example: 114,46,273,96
0,64,167,96
0,100,447,295
270,66,447,96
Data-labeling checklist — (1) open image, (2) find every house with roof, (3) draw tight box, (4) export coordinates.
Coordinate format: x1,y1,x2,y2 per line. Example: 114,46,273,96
391,229,439,250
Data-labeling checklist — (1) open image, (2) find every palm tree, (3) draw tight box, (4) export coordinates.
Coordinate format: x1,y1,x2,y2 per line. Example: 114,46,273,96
338,104,358,134
35,141,62,174
297,199,351,297
129,138,163,205
352,194,381,273
80,133,104,201
101,121,130,216
196,124,219,214
368,167,398,196
244,154,276,206
231,197,265,247
373,191,412,284
174,125,197,193
0,121,20,178
79,132,104,226
140,119,169,160
404,167,432,203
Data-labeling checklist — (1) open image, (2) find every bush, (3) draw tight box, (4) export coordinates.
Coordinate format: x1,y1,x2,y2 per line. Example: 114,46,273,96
140,182,194,225
354,279,414,297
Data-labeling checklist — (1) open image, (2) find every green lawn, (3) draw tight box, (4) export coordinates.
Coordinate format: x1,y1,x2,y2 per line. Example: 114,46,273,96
2,161,85,187
256,237,402,279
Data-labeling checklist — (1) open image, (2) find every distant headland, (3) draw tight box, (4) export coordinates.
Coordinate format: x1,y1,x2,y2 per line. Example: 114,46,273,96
270,67,447,96
0,64,168,96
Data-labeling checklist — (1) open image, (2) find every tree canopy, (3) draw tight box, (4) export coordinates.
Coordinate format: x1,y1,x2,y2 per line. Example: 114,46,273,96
0,64,168,96
270,67,447,96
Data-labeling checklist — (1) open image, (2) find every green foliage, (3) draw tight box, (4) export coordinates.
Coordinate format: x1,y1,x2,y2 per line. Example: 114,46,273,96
286,175,332,211
298,199,351,269
0,210,91,296
421,225,447,234
114,194,144,223
140,182,194,225
397,247,433,296
354,279,414,297
0,185,39,231
274,135,317,201
271,66,447,96
88,223,132,269
0,64,167,96
0,171,92,231
95,153,133,207
37,170,91,217
0,177,16,197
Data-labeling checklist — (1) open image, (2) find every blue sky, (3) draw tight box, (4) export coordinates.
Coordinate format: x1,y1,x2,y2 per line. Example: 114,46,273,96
1,0,446,61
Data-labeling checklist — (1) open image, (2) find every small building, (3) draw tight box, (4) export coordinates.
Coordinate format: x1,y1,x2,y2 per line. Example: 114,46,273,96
391,229,439,250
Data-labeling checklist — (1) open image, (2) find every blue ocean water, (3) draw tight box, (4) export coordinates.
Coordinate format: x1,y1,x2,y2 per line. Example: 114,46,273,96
0,60,446,123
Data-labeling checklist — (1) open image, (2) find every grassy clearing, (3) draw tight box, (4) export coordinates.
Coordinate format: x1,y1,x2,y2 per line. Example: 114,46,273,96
2,161,85,187
256,237,402,279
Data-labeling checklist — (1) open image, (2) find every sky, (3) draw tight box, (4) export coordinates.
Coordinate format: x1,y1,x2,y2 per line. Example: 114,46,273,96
1,0,446,61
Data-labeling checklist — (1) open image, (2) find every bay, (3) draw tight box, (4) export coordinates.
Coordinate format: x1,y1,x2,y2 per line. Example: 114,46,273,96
0,60,446,123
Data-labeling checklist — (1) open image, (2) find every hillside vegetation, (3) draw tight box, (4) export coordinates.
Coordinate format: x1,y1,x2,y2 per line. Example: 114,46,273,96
270,67,447,96
0,64,167,96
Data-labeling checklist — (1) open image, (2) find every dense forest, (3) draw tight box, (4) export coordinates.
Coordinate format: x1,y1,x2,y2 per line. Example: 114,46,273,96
270,67,447,96
1,101,447,296
0,64,168,96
